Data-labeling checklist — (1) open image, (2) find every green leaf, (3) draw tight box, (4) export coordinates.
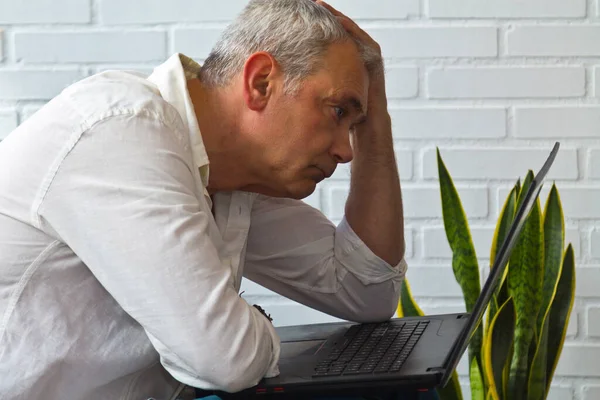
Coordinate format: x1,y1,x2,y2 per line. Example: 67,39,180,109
545,244,576,396
470,357,485,400
507,187,544,400
397,278,425,318
528,311,550,400
486,186,518,333
483,298,515,400
437,148,483,384
437,372,464,400
537,184,565,334
490,186,518,267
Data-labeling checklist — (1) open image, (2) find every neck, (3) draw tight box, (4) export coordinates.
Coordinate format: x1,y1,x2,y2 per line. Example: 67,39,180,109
186,78,253,194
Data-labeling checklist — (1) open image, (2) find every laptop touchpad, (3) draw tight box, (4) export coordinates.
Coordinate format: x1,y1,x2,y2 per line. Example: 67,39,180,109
280,340,327,358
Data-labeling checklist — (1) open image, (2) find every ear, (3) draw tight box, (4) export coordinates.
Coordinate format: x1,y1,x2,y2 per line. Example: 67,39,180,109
242,52,280,111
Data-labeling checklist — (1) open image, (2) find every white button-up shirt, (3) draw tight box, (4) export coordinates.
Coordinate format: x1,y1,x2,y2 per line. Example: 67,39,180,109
0,54,406,400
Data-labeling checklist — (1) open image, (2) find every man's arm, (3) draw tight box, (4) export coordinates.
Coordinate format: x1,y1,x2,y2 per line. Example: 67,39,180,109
39,113,279,392
320,1,405,266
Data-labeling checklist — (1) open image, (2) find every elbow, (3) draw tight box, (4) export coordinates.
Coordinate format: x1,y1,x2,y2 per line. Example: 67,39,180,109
342,293,399,324
353,300,398,323
168,348,271,394
345,282,402,323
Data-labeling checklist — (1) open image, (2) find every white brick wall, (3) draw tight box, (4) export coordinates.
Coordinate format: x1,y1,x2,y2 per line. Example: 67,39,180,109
390,107,506,139
1,0,600,397
427,0,587,19
14,31,167,63
428,67,586,99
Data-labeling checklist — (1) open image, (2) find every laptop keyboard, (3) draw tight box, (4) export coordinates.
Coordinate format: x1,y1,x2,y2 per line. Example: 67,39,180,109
312,320,429,377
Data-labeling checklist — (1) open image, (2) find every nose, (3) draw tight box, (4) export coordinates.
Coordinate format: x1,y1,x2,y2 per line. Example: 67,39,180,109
331,129,354,164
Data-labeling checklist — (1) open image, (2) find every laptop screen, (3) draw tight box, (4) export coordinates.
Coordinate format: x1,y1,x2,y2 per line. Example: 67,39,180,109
440,142,560,386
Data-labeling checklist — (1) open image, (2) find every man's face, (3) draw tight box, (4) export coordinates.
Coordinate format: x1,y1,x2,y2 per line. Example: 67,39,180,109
246,40,369,199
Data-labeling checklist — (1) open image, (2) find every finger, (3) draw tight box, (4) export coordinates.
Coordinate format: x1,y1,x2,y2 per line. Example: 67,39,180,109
317,1,375,43
316,1,344,18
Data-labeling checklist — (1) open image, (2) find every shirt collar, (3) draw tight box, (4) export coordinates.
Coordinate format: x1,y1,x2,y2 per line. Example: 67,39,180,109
147,53,210,188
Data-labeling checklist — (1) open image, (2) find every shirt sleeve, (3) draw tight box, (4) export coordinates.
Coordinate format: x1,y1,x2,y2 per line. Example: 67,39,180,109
244,195,407,323
37,112,279,393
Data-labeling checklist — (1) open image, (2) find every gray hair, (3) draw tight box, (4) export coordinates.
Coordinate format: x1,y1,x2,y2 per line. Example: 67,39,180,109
199,0,382,94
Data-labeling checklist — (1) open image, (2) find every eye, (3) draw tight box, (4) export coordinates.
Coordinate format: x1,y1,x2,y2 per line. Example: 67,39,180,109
333,106,346,121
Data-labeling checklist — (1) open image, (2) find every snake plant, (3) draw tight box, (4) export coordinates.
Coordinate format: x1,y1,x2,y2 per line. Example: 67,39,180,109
397,148,576,400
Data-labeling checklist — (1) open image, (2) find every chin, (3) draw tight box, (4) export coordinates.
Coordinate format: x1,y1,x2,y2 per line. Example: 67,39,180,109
275,180,317,200
246,177,319,199
290,181,318,200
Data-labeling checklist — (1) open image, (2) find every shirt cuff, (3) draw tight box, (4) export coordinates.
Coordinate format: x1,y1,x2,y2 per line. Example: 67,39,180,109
334,216,408,286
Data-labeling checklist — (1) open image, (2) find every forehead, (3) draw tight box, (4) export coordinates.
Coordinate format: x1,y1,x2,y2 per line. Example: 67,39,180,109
308,41,369,100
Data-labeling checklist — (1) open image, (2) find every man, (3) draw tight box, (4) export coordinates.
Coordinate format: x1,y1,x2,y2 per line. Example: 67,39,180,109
0,0,406,399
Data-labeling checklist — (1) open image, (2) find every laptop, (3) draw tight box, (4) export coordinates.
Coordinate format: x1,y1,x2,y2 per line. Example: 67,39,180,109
237,142,560,398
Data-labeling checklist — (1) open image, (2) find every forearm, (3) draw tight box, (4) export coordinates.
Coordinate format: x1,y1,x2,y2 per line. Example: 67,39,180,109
345,109,405,266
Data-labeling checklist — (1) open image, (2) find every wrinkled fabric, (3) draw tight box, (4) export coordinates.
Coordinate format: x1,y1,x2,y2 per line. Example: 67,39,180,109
0,54,406,400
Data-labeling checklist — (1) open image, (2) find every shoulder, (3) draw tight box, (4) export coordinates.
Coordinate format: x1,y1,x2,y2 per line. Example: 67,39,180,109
60,70,183,132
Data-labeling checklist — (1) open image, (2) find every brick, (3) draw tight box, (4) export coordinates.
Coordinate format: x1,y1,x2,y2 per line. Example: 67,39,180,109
547,386,574,400
404,266,465,297
173,28,225,60
100,0,247,24
329,148,413,181
423,148,578,181
395,148,414,180
553,189,600,219
592,229,600,258
428,0,586,18
575,267,600,297
508,26,600,56
590,149,600,179
390,107,506,139
0,70,83,100
0,0,90,24
586,308,600,337
593,67,600,98
516,107,600,138
567,312,578,337
15,31,166,64
368,27,497,58
427,67,586,99
0,110,17,140
404,227,414,259
325,0,418,19
326,186,488,220
554,345,600,376
418,303,467,316
0,30,4,62
583,385,600,400
94,66,154,77
385,67,419,99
